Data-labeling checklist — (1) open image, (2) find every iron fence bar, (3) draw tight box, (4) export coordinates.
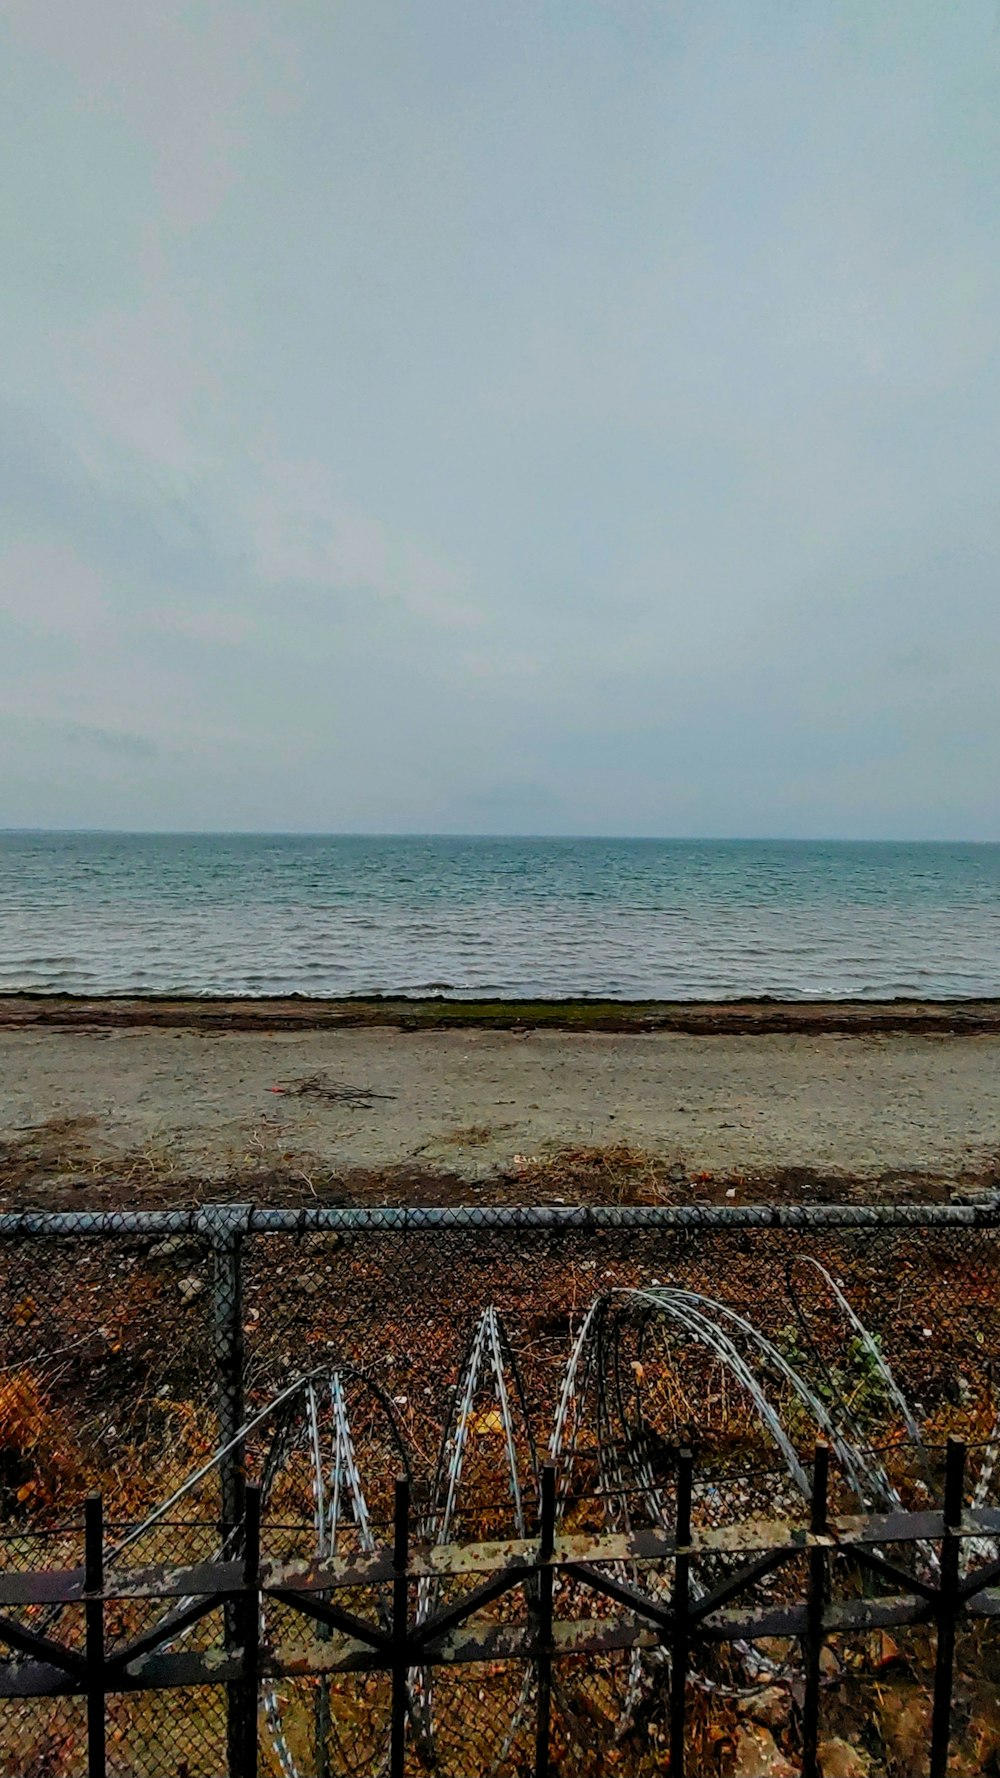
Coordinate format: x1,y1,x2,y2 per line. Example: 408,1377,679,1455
958,1549,1000,1601
800,1442,829,1778
930,1437,966,1778
13,1500,1000,1613
0,1612,88,1675
0,1210,204,1237
270,1588,393,1653
239,1484,261,1778
245,1202,1000,1233
77,1558,244,1606
85,1492,106,1778
202,1204,249,1778
561,1561,675,1633
203,1205,249,1532
9,1586,1000,1694
390,1475,410,1778
687,1545,794,1626
702,1595,920,1641
94,1502,997,1596
409,1565,533,1652
317,1624,331,1778
846,1543,939,1603
105,1592,224,1676
669,1448,693,1778
534,1463,556,1778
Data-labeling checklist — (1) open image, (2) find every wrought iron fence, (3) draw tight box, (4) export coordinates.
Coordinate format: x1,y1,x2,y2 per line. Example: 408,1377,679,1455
1,1440,997,1777
1,1200,1000,1773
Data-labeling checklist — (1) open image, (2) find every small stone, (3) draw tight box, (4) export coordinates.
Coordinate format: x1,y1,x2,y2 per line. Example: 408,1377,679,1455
150,1236,197,1262
177,1274,206,1303
737,1686,789,1729
817,1739,870,1778
731,1723,795,1776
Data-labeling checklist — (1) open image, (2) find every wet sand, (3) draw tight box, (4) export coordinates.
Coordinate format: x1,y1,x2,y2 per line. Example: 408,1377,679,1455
2,1020,999,1193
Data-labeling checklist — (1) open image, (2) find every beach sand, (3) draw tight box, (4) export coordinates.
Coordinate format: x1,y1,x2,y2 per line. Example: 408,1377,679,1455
2,1015,999,1203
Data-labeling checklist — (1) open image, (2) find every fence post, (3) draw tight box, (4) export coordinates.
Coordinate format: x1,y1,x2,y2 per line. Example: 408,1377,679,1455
801,1441,830,1778
669,1448,694,1778
84,1492,106,1778
391,1474,411,1778
930,1436,966,1778
239,1484,262,1778
198,1203,252,1778
534,1464,556,1778
199,1204,251,1528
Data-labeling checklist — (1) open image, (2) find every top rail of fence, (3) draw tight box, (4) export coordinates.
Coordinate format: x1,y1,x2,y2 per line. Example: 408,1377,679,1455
0,1197,996,1238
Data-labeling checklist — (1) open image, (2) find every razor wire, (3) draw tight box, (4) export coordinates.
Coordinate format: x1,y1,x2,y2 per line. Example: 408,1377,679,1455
2,1204,1000,1773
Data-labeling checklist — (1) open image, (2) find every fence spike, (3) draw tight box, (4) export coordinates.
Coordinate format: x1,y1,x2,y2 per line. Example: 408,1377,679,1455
930,1436,966,1778
84,1492,106,1778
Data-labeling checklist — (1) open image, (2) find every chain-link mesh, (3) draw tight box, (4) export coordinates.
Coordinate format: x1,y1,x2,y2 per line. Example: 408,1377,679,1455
1,1202,999,1773
0,1226,215,1526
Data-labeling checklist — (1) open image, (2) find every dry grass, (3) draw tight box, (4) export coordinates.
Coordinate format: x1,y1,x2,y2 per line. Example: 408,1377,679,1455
438,1123,496,1148
3,1118,995,1214
507,1142,677,1202
0,1116,182,1209
0,1370,82,1511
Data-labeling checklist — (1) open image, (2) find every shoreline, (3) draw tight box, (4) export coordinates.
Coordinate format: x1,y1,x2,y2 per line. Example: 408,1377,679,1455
4,992,1000,1035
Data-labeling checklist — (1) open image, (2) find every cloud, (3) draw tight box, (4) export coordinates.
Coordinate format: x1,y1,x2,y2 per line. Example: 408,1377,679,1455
249,461,484,630
57,722,159,760
0,538,109,641
2,1,999,835
2,0,301,230
0,410,234,609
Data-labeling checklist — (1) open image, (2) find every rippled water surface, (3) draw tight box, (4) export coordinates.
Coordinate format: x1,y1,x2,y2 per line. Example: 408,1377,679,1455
1,833,999,999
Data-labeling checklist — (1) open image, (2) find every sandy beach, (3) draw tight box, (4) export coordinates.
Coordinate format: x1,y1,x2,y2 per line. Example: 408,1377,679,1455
2,1002,999,1203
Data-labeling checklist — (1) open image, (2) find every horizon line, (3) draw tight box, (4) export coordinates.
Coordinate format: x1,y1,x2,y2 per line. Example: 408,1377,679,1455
2,827,999,847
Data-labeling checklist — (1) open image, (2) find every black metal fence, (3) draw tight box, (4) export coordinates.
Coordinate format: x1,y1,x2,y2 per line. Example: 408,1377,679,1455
1,1200,999,1774
1,1440,997,1778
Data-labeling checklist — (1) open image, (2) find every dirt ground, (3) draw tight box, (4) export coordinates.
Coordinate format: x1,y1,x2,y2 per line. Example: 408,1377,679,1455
2,1022,1000,1199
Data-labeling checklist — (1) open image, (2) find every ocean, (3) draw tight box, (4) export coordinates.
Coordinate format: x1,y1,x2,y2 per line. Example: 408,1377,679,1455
1,832,998,1000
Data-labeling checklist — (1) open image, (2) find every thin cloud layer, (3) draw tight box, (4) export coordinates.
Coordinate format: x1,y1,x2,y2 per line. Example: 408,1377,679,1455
1,1,999,836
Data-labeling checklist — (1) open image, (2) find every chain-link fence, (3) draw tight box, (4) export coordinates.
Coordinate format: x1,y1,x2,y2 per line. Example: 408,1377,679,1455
1,1200,999,1774
2,1203,996,1517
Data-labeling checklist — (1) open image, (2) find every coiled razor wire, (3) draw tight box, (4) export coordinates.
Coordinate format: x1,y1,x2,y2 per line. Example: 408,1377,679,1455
546,1277,969,1720
551,1290,796,1714
98,1368,408,1778
20,1260,997,1771
415,1307,536,1772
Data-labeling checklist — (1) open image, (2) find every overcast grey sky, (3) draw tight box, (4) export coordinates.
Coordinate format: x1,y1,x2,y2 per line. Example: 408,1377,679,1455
2,1,999,838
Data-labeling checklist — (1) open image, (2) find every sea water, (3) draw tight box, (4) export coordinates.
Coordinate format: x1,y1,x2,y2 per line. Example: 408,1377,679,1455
1,832,999,1000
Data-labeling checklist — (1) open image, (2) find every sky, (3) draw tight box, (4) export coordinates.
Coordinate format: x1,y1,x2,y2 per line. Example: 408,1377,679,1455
2,1,1000,840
